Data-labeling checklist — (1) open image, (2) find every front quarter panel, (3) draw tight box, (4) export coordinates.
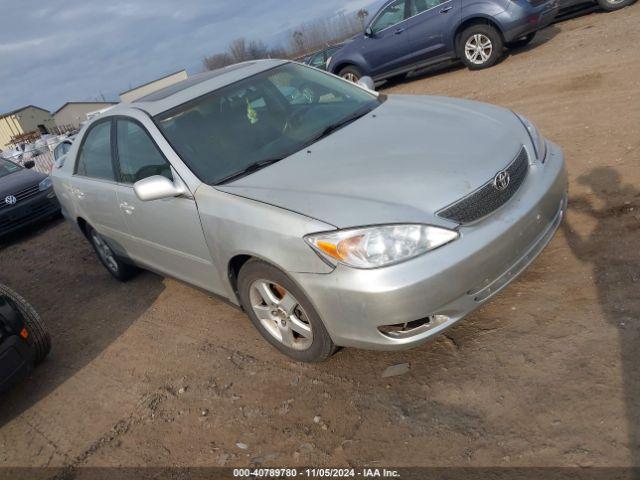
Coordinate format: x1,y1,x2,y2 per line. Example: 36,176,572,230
196,185,336,303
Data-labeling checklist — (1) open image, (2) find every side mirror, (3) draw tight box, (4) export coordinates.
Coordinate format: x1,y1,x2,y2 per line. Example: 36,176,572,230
133,175,185,201
23,160,35,169
357,76,376,92
364,27,373,37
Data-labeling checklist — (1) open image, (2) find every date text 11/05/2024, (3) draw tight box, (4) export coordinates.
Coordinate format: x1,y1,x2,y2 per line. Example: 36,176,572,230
233,468,401,478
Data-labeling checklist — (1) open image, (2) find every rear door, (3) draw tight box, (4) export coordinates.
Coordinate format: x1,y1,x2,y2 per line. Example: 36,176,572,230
405,0,461,63
363,0,414,77
111,117,219,292
71,119,130,254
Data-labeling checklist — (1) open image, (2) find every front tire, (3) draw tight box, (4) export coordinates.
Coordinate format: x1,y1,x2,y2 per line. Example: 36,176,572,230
237,259,337,362
87,226,138,282
0,284,50,364
338,65,362,83
458,24,504,70
597,0,634,11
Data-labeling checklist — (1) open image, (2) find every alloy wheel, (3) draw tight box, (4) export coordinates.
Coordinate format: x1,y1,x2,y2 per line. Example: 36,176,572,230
465,34,493,65
249,279,313,350
92,232,119,274
341,72,360,83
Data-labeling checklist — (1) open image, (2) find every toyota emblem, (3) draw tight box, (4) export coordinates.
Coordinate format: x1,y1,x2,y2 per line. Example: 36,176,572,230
4,195,17,206
493,171,510,191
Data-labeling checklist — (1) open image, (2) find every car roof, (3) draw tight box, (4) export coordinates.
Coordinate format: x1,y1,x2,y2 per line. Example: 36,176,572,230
119,59,289,117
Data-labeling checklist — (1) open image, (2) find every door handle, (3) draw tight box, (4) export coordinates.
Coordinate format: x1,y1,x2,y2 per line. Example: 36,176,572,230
394,28,405,35
440,6,453,13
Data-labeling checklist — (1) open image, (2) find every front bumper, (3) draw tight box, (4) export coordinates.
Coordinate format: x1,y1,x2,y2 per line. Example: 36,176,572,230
500,0,560,42
0,188,60,237
0,335,34,392
292,142,567,350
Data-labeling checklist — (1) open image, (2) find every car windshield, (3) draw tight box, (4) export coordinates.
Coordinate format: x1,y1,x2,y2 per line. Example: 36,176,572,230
0,158,22,179
155,63,382,185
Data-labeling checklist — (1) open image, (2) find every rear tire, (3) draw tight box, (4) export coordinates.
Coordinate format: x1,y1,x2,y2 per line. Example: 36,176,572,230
0,284,50,364
597,0,634,11
338,65,362,83
506,32,536,49
87,225,138,282
237,259,337,362
458,24,504,70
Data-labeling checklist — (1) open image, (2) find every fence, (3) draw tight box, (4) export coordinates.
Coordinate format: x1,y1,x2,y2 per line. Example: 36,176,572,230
30,151,55,175
2,151,55,175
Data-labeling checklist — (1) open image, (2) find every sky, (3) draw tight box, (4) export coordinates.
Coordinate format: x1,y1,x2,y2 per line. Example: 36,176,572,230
0,0,380,114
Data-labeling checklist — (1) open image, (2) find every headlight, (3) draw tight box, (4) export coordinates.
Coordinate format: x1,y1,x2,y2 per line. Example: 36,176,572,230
326,56,333,69
305,224,459,269
38,177,53,191
515,113,547,162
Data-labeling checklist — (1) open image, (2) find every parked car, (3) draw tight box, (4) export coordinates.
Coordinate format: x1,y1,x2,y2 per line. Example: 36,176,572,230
304,44,345,71
0,157,60,237
328,0,560,83
559,0,635,13
52,60,567,362
0,284,51,393
1,148,23,162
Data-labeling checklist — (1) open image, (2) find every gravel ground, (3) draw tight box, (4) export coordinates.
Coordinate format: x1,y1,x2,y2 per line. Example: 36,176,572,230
0,4,639,474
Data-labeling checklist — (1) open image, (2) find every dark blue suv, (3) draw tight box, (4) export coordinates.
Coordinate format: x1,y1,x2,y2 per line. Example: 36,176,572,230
328,0,559,82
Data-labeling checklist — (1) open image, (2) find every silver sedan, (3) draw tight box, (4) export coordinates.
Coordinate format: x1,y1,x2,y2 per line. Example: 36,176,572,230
52,60,567,362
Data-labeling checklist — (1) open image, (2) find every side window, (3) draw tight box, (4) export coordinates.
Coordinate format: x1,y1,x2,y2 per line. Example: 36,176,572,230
372,0,407,33
116,120,173,184
76,121,115,181
309,52,326,69
54,141,71,161
412,0,448,15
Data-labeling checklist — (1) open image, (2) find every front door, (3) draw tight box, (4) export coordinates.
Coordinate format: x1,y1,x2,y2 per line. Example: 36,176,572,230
405,0,461,63
112,118,220,293
364,0,414,77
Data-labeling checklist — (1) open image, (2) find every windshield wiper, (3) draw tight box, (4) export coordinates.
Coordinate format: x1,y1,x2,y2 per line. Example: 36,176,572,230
308,106,373,145
216,157,284,185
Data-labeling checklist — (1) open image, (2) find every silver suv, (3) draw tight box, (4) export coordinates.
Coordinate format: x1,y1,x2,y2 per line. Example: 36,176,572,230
52,60,567,362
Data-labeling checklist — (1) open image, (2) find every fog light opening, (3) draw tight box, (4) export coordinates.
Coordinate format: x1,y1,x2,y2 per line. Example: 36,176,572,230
378,315,449,339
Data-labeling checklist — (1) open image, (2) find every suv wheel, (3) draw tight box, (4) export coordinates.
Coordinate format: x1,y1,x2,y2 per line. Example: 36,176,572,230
458,24,504,70
87,226,138,282
237,259,337,362
597,0,634,10
0,284,50,364
338,66,362,83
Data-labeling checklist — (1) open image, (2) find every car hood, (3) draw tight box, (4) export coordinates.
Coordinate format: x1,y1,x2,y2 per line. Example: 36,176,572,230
217,95,531,229
0,168,46,197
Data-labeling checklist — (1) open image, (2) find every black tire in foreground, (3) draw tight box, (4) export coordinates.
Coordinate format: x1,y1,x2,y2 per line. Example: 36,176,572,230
597,0,635,11
0,284,50,364
237,259,337,362
506,32,536,50
86,225,138,282
458,24,504,70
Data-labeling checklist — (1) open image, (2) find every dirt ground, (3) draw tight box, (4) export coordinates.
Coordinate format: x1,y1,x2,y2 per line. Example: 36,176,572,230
1,4,639,475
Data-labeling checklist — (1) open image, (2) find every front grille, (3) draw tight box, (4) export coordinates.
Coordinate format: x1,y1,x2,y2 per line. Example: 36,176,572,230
0,184,41,211
437,147,529,224
0,198,58,234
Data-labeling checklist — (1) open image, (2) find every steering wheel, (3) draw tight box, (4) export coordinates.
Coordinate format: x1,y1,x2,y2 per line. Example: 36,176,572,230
282,107,310,134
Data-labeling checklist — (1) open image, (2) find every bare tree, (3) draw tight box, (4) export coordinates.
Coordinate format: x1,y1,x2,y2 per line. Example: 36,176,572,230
202,9,364,70
228,38,248,62
202,52,233,70
357,8,369,30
